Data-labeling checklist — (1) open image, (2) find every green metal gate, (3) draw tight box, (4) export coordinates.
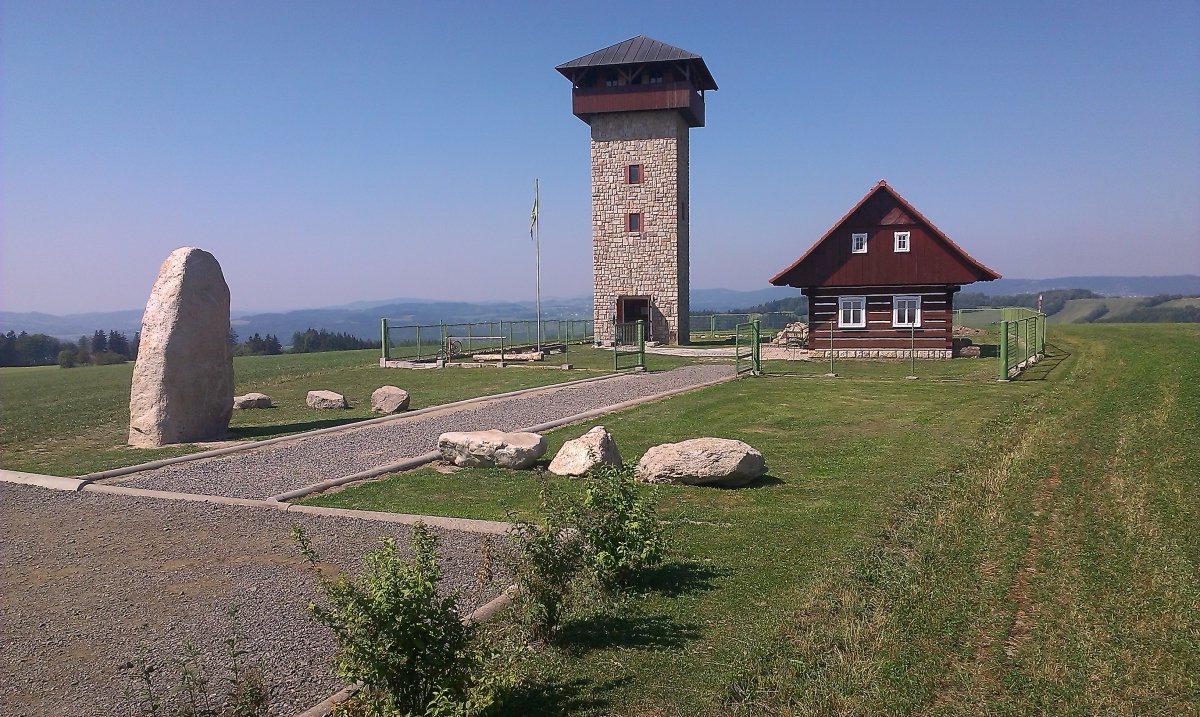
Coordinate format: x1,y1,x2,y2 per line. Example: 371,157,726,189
998,308,1046,380
612,320,645,371
735,320,761,376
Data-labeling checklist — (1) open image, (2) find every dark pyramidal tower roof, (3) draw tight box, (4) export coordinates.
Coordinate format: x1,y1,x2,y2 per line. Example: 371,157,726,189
556,35,718,90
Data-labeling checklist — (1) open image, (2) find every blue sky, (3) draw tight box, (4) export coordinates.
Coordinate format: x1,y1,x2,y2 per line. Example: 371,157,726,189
2,0,1198,314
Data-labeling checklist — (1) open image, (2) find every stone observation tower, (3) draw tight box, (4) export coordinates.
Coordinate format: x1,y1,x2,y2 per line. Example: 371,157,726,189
556,36,717,345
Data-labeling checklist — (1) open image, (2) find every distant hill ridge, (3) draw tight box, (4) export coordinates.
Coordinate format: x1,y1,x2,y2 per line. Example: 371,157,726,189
3,276,1195,339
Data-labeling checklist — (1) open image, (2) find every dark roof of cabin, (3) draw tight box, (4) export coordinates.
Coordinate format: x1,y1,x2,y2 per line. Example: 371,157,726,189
556,35,718,90
769,180,1001,288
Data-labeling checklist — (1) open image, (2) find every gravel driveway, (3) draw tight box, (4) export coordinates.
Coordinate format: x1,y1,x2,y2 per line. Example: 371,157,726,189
0,483,504,717
115,364,731,500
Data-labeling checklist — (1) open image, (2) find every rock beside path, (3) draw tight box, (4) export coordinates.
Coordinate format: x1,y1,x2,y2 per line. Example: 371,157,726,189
636,437,766,487
548,426,622,476
233,392,273,409
372,386,410,413
128,247,233,447
306,390,348,409
438,430,546,469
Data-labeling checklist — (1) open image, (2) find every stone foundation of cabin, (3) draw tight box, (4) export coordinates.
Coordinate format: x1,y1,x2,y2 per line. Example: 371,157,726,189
812,349,953,360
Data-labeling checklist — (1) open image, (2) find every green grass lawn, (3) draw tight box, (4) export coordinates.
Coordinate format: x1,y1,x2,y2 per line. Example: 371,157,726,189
305,324,1198,716
0,346,705,476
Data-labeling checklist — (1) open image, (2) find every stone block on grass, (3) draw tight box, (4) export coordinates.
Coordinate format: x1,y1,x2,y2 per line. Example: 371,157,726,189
437,430,546,469
548,426,622,476
306,390,348,409
371,386,410,413
636,437,766,487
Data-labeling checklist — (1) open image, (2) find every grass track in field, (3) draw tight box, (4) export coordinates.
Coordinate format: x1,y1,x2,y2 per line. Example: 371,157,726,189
0,347,704,476
304,347,1036,713
306,325,1198,716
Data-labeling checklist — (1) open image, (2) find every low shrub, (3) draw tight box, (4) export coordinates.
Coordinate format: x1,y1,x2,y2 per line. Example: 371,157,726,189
569,463,665,591
293,523,514,716
504,483,585,640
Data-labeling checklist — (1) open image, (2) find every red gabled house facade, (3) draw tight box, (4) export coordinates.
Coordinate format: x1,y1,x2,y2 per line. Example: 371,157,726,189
770,181,1000,358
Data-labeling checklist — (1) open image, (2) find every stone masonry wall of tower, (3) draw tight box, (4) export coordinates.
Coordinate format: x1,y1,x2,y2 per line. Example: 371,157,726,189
590,110,690,344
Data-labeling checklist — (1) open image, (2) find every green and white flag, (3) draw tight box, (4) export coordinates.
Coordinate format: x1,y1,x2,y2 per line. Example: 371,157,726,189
529,178,539,240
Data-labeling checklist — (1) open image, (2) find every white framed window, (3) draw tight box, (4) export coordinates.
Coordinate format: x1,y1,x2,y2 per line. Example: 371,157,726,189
893,295,921,327
851,232,868,254
838,296,866,328
894,231,910,252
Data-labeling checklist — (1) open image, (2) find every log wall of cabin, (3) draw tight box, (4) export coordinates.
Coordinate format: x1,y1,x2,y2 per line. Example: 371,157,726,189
804,285,955,350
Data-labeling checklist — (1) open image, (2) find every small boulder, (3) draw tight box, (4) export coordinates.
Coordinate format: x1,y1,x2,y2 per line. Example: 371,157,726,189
636,438,766,487
548,426,622,476
306,390,348,409
437,430,547,469
233,392,273,409
371,385,410,413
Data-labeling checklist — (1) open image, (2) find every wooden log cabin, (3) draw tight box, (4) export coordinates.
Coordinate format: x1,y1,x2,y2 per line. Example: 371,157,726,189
770,181,1000,358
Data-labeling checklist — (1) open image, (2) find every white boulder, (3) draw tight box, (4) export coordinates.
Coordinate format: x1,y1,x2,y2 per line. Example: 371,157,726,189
128,247,233,447
548,426,622,476
306,390,348,409
371,385,410,413
437,430,547,469
233,392,273,409
636,438,766,487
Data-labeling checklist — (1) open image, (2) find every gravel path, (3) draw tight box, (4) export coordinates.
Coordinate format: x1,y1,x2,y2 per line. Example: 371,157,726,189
117,364,731,500
0,483,505,717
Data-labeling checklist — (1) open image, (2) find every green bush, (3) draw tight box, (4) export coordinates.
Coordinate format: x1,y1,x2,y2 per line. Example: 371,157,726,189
57,348,77,368
294,523,474,715
505,487,583,640
570,463,665,591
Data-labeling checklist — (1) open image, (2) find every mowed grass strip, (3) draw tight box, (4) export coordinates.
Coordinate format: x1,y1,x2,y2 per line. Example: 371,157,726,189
303,349,1033,714
0,346,704,476
718,324,1199,717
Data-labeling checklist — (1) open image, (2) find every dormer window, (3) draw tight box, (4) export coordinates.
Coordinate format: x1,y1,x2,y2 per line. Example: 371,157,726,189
851,232,868,254
894,231,910,252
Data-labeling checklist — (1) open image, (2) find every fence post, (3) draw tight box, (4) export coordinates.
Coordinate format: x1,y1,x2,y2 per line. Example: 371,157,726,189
998,320,1009,381
829,320,835,374
381,319,389,361
909,322,916,378
416,324,421,361
637,319,645,369
753,320,761,373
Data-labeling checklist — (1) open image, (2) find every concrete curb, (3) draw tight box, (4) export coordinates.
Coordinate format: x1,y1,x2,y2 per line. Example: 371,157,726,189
280,503,512,535
266,451,443,502
82,483,289,509
77,370,631,484
297,584,520,717
272,370,737,504
0,469,89,492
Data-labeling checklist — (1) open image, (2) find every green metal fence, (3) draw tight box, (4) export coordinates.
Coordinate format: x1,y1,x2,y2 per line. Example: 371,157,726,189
998,307,1046,380
734,320,761,376
380,319,594,362
612,320,646,371
690,311,802,341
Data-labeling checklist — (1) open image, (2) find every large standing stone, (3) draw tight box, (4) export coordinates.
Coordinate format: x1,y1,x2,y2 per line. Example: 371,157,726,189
371,386,410,413
636,438,766,487
548,426,622,476
128,248,233,447
437,430,547,469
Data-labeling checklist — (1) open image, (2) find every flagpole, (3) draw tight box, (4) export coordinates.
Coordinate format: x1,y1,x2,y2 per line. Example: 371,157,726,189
534,178,542,353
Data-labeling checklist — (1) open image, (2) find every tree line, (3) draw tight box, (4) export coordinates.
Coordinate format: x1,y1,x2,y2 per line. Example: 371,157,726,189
0,329,140,368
